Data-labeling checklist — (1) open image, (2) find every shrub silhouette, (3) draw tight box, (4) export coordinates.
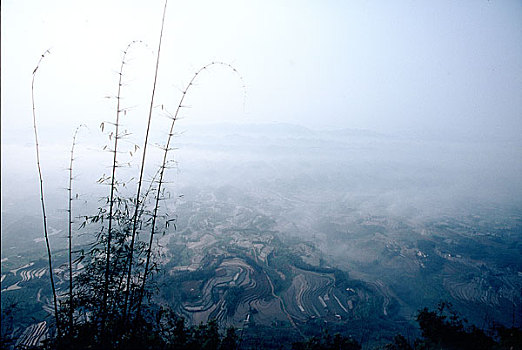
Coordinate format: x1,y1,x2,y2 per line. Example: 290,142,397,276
291,330,361,350
383,302,522,350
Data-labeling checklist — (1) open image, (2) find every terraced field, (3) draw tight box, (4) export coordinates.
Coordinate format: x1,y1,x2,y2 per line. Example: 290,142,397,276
174,257,281,327
1,262,47,292
2,189,521,347
167,246,383,333
14,321,48,348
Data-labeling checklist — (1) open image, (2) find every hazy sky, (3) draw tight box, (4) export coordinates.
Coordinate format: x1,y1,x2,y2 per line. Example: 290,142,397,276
2,0,521,142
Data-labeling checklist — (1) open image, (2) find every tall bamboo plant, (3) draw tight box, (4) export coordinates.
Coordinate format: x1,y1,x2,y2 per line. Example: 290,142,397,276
101,39,143,329
135,62,245,315
66,124,84,334
123,0,168,320
31,49,61,335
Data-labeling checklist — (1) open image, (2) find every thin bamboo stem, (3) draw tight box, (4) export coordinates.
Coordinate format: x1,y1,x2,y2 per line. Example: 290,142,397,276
124,0,168,320
31,49,60,335
101,41,138,329
67,124,83,334
137,61,245,315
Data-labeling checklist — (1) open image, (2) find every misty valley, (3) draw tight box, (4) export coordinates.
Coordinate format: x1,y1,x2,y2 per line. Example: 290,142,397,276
2,123,521,348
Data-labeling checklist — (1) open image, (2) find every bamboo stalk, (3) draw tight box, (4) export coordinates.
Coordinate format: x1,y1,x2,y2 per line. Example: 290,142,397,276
101,40,140,330
31,49,60,335
123,0,168,320
66,124,85,335
136,61,245,315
